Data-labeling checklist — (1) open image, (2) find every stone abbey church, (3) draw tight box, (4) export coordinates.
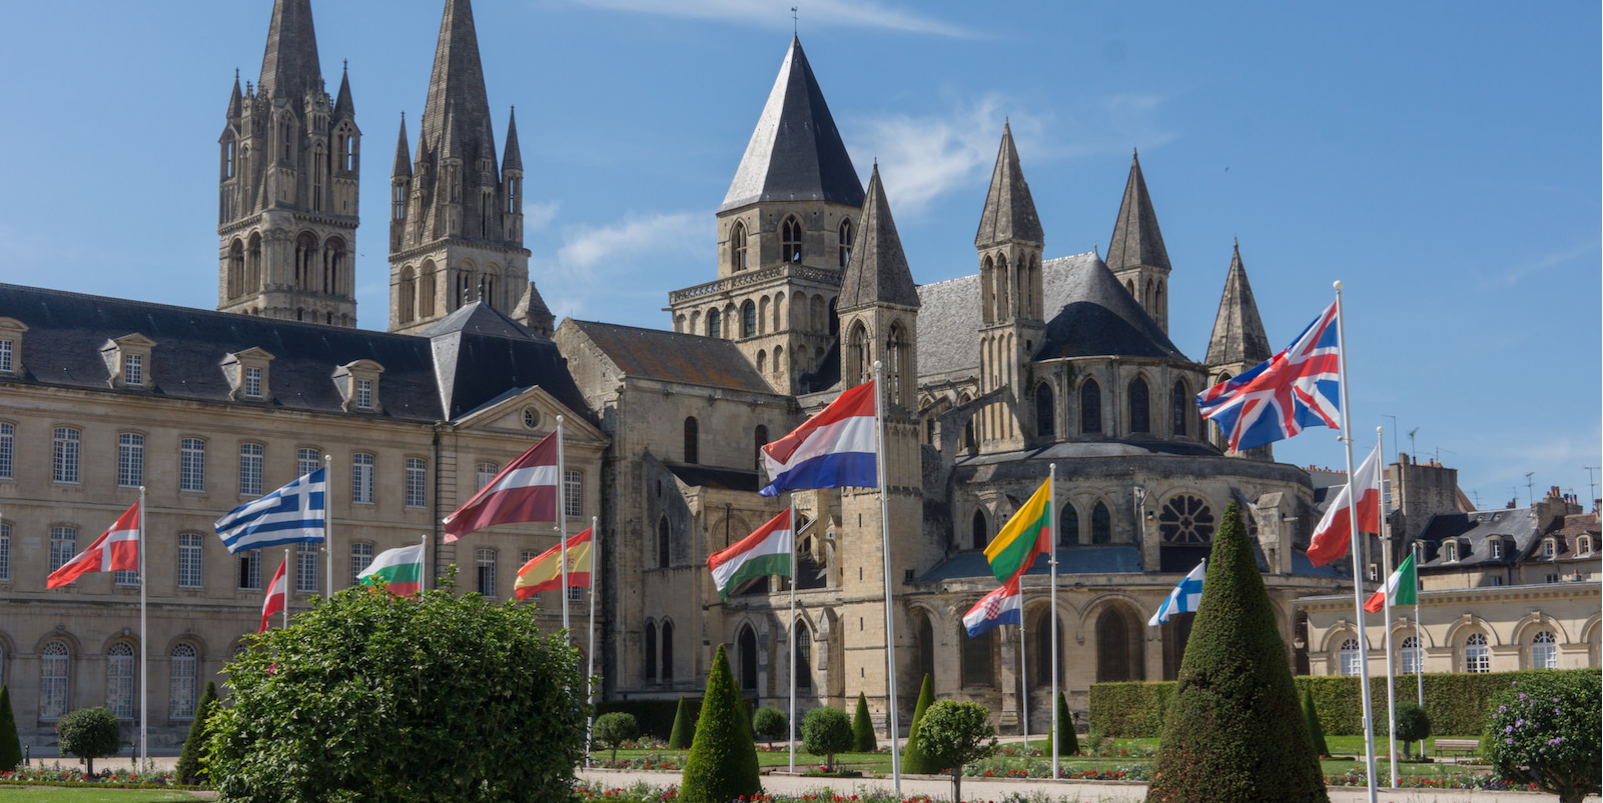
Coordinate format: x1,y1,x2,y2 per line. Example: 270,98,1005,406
0,0,1363,748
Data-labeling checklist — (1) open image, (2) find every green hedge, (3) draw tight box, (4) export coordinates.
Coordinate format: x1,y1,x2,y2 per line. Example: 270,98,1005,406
597,699,702,740
1089,669,1594,738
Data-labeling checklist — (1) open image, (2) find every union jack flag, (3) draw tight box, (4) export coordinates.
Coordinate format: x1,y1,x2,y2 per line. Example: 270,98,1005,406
1197,300,1342,453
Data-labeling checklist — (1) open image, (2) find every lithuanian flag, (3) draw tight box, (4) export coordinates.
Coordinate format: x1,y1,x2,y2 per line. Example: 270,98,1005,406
513,528,593,600
983,479,1052,582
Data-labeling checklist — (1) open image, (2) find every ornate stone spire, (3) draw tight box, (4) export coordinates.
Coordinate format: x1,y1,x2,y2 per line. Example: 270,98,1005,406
333,61,355,118
502,107,522,172
1107,149,1171,273
974,122,1043,248
1205,241,1271,368
419,0,497,173
257,0,322,99
392,113,413,179
839,164,919,310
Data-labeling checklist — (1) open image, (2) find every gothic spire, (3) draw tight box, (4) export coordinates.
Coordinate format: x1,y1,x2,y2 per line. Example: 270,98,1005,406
974,122,1043,247
227,71,244,120
393,113,413,179
420,0,497,171
1205,242,1271,367
257,0,323,100
503,107,523,172
1107,149,1171,273
839,165,920,310
334,61,355,118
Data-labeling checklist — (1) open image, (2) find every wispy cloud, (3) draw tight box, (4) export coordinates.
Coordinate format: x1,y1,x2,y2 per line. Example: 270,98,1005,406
1483,238,1600,287
535,212,710,321
523,201,561,232
847,95,1031,217
556,0,977,38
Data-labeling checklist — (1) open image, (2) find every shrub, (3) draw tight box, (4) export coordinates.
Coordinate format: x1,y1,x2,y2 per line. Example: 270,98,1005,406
901,674,937,774
801,707,853,771
681,645,759,803
1485,671,1600,803
1145,502,1328,803
1045,690,1079,757
56,707,123,777
597,698,697,740
0,686,20,773
175,680,219,785
1393,701,1430,759
850,693,877,753
752,707,787,743
207,574,586,803
594,713,640,760
667,696,696,749
917,700,998,803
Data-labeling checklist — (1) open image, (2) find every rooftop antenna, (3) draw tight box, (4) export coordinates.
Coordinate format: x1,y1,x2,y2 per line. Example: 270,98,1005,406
1469,489,1482,509
1584,466,1600,507
1406,427,1419,461
792,6,798,34
1382,415,1399,459
1525,472,1536,507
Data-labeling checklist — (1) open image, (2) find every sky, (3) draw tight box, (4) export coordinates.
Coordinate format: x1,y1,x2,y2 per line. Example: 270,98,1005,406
0,1,1598,510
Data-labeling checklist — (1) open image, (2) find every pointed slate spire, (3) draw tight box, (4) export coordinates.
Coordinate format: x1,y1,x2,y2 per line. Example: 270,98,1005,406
1205,241,1272,367
720,36,864,213
1107,149,1172,272
392,113,413,179
839,165,920,310
257,0,323,99
502,107,523,172
974,122,1043,247
334,61,355,118
227,70,244,120
420,0,497,170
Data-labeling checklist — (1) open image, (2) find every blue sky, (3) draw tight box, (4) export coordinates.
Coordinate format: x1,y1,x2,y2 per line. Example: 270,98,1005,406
0,1,1597,509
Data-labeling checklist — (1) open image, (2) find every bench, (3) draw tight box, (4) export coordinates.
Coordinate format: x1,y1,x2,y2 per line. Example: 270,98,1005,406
1434,739,1479,759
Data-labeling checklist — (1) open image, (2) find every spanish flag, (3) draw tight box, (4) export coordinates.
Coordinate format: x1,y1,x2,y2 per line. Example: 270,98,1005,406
512,528,593,600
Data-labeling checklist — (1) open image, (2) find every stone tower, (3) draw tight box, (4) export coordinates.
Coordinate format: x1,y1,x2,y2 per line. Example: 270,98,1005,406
666,36,865,394
974,124,1045,453
217,0,360,327
834,165,925,721
388,0,542,336
1106,149,1171,334
1204,241,1273,458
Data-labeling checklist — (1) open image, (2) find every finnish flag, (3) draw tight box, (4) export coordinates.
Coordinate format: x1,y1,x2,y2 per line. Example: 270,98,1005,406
215,468,327,554
1148,559,1205,626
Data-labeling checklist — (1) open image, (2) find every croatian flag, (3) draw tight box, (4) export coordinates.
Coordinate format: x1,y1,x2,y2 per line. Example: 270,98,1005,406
759,381,878,497
259,558,288,633
47,502,141,588
1148,560,1205,626
1307,443,1383,566
963,576,1022,637
444,431,559,542
1198,300,1342,452
215,468,326,554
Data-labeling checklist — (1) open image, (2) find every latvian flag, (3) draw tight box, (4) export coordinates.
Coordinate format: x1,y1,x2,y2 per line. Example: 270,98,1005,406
759,381,877,497
1307,443,1383,566
259,558,288,632
963,575,1022,637
444,431,559,542
708,510,792,600
357,544,426,596
48,502,141,588
513,529,593,600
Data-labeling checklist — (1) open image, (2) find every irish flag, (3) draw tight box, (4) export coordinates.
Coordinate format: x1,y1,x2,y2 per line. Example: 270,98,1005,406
357,544,425,595
982,479,1052,583
1364,553,1417,613
513,528,593,600
708,510,792,600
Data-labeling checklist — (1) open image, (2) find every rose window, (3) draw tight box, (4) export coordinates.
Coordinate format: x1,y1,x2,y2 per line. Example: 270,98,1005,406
1158,495,1215,544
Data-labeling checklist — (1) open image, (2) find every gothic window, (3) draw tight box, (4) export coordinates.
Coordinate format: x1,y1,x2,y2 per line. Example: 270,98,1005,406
312,144,326,210
506,176,520,214
399,268,416,324
294,233,318,290
795,623,813,689
1158,495,1215,544
657,516,671,568
916,613,935,687
850,324,871,388
325,238,347,296
1059,503,1079,546
706,308,721,339
738,625,759,690
223,137,236,179
810,296,825,332
457,269,474,309
754,426,769,472
419,262,437,317
971,509,987,551
480,189,493,238
246,233,263,292
1400,635,1422,674
962,624,993,686
1129,377,1150,433
478,271,496,310
781,216,803,263
1097,608,1139,682
683,417,699,464
1080,379,1102,434
1036,383,1055,438
838,218,854,268
644,620,658,681
1464,633,1489,673
1091,502,1112,545
660,620,675,681
981,256,995,324
731,221,748,271
887,323,907,405
1338,638,1361,676
228,240,245,298
1171,380,1189,436
741,301,757,338
107,642,135,719
1531,630,1558,669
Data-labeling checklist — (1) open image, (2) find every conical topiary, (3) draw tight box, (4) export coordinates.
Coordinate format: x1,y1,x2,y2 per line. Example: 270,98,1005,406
1144,503,1330,803
901,674,937,774
851,692,877,753
681,645,759,803
1301,684,1330,758
0,686,20,772
175,681,220,784
667,696,694,750
1045,691,1079,757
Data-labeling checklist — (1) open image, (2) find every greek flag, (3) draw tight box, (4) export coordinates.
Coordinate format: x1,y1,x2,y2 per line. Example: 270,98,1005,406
215,468,326,554
1148,559,1205,626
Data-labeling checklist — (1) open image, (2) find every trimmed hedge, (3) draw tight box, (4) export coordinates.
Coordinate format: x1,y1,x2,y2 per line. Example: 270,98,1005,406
598,698,702,740
1090,668,1596,738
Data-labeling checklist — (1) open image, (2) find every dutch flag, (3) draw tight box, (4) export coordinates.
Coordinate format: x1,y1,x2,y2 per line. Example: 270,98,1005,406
1149,559,1206,626
758,381,878,497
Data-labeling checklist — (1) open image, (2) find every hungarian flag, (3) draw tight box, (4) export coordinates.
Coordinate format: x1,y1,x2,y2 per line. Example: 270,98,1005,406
982,479,1052,583
513,528,593,600
1364,553,1417,613
259,559,288,632
443,431,559,542
708,510,792,600
47,502,140,588
1307,443,1383,566
962,575,1022,637
357,544,426,596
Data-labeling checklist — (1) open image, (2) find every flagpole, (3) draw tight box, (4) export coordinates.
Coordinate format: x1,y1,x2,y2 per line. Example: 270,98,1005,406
587,515,599,769
871,363,901,792
1049,462,1060,780
1378,427,1397,788
1019,594,1028,750
283,549,290,630
788,495,798,775
137,486,148,773
1333,282,1379,803
556,416,569,635
324,455,334,600
1412,541,1424,706
421,533,431,592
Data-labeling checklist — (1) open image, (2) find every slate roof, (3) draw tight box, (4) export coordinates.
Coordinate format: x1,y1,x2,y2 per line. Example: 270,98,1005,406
1547,513,1600,558
422,301,590,420
257,0,322,100
667,465,762,492
974,123,1043,247
719,36,865,213
1106,150,1172,273
917,546,1142,581
1205,242,1271,368
566,320,775,394
838,165,920,310
1415,507,1541,567
1034,254,1190,362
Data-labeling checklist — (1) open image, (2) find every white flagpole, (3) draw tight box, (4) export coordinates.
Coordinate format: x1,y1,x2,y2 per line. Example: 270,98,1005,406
324,455,334,600
1333,282,1379,803
1049,462,1060,780
283,549,290,629
422,533,431,593
556,416,569,635
137,487,148,772
1378,427,1397,788
1412,541,1424,706
587,516,599,768
871,363,901,792
788,496,798,775
1020,595,1029,750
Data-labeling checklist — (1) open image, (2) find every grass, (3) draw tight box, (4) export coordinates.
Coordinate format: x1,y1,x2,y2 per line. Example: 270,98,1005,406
0,789,207,802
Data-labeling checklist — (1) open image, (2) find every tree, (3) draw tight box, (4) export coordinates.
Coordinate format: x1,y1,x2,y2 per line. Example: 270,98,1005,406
593,713,639,761
1392,701,1430,759
1485,671,1601,803
681,645,760,803
55,707,122,777
175,681,220,785
801,707,853,771
850,692,877,753
667,696,695,750
1144,503,1330,803
1046,691,1080,757
1302,685,1330,758
752,707,787,743
0,686,21,773
901,674,937,774
206,575,586,803
917,700,999,803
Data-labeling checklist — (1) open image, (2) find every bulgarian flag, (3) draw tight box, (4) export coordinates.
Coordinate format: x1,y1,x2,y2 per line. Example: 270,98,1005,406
982,479,1052,583
357,544,425,596
708,510,792,600
513,528,593,600
1364,553,1417,613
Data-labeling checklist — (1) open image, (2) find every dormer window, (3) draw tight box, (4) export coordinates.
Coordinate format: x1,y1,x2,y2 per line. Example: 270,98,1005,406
244,367,263,399
1541,538,1556,559
101,333,156,390
1488,539,1502,559
124,354,144,387
356,379,373,410
222,348,275,402
1579,535,1593,555
1444,541,1458,562
333,360,384,414
0,318,24,375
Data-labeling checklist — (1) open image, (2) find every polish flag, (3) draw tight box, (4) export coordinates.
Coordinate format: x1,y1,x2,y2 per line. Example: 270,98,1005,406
259,559,288,633
1307,444,1383,566
443,430,559,542
47,502,141,588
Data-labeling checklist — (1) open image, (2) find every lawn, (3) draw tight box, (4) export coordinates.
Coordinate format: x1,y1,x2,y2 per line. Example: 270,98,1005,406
0,789,207,802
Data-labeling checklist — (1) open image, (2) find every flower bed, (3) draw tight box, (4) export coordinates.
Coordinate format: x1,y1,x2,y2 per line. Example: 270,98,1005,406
0,765,180,787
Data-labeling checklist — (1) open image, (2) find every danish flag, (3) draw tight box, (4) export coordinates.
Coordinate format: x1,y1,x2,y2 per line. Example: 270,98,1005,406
47,502,141,588
1197,300,1342,453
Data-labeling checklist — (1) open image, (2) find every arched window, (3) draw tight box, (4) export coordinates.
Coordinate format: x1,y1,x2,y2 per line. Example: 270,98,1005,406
993,254,1010,320
962,624,993,686
738,626,759,690
40,640,70,720
661,621,675,681
887,323,907,405
1059,503,1079,546
398,267,416,324
731,221,748,271
1400,635,1422,674
1338,638,1361,676
706,308,722,339
227,240,245,298
781,216,803,263
1464,633,1489,673
1036,383,1055,438
1091,502,1112,544
1129,377,1150,433
1096,608,1139,682
795,623,813,689
246,233,263,292
741,301,757,338
756,350,767,375
1034,612,1063,687
106,642,135,719
419,261,437,318
683,417,699,464
755,426,769,472
773,345,783,376
1171,380,1189,436
324,237,346,295
850,324,871,388
294,233,318,291
1531,630,1558,669
1081,379,1102,434
170,643,198,719
917,613,935,687
644,621,658,681
758,297,770,334
838,218,854,268
971,509,987,551
657,517,672,568
829,298,839,336
810,295,826,332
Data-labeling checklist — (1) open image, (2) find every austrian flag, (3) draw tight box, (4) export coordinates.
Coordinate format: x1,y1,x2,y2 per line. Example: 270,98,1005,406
444,431,559,542
47,502,140,588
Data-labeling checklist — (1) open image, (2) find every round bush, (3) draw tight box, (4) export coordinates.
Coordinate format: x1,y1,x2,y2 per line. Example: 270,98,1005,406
56,707,123,777
752,706,787,743
594,712,639,759
1393,700,1430,756
801,707,853,770
1485,671,1600,803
